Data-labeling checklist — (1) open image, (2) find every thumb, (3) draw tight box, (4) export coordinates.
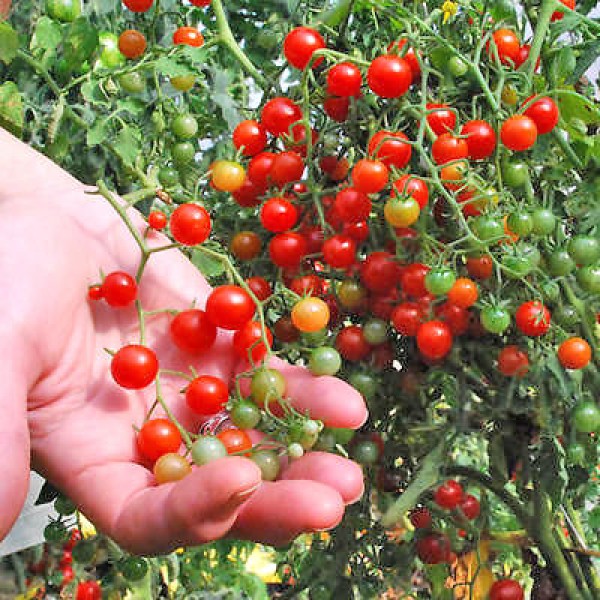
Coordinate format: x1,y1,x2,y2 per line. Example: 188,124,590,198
0,344,32,543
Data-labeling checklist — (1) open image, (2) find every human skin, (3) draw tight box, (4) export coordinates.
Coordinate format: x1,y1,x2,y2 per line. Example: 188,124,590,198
0,127,367,554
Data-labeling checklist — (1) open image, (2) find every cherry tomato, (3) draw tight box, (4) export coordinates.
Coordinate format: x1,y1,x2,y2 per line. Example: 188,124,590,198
153,453,191,484
233,120,267,156
233,320,273,362
426,103,456,136
432,133,469,165
260,197,298,232
360,252,398,293
323,96,350,122
501,115,537,151
273,315,300,343
391,302,423,336
466,255,493,279
170,203,211,245
523,96,559,134
211,160,246,192
171,113,198,140
352,159,389,193
119,71,146,93
389,38,421,79
283,27,326,69
409,507,432,529
481,305,511,334
118,29,147,59
368,130,412,168
322,234,356,269
76,581,102,600
401,263,430,298
261,97,302,136
558,337,591,370
291,297,330,333
270,151,304,187
206,285,255,330
435,302,469,336
425,267,456,296
489,579,524,600
416,320,453,360
123,0,153,12
111,345,158,389
246,276,272,301
392,175,429,209
148,210,167,230
551,0,575,22
384,196,420,227
460,120,496,159
320,155,349,181
289,274,323,297
47,0,82,21
170,74,196,91
572,401,600,433
191,436,228,465
498,346,529,377
186,375,229,415
488,29,520,65
101,271,137,307
326,62,362,97
138,418,181,462
515,300,551,336
416,533,451,564
367,55,412,98
269,232,308,268
447,277,478,308
230,230,262,261
336,325,371,361
460,494,481,519
173,26,204,47
334,187,372,223
434,479,464,509
170,309,217,354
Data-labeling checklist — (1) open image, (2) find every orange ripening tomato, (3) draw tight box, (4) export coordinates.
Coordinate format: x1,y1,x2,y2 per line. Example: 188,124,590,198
558,337,592,370
291,297,330,332
447,278,478,308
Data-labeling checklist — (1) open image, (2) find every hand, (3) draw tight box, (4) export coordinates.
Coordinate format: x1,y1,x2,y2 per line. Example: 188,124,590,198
0,128,367,555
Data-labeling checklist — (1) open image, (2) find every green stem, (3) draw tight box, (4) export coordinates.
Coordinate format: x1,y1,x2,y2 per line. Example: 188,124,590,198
560,280,599,358
155,378,194,451
211,0,267,89
552,130,584,170
525,0,558,84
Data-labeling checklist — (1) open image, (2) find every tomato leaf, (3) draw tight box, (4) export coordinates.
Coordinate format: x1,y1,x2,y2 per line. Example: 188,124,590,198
209,67,240,129
0,81,23,136
557,89,600,125
87,118,109,147
30,16,62,52
488,0,517,23
113,126,141,168
566,40,600,85
191,248,226,278
62,17,99,71
549,47,576,86
533,438,567,511
0,22,19,65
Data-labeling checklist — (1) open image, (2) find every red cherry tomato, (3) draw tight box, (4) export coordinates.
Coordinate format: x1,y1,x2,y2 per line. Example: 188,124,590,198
269,232,308,268
246,276,272,301
101,271,137,308
500,115,538,151
426,103,456,136
391,302,424,336
123,0,153,12
283,27,326,69
515,300,551,336
77,581,102,600
431,133,469,165
367,55,412,98
170,203,211,246
260,196,299,232
138,418,182,462
173,26,204,47
416,320,453,360
232,320,273,362
111,345,158,389
489,579,524,600
205,285,256,330
322,234,356,269
368,130,412,168
409,507,432,529
460,120,496,160
170,309,217,354
460,494,481,519
233,120,268,156
434,479,464,509
523,96,559,134
352,159,389,193
326,62,362,97
498,345,529,377
488,29,520,65
334,187,372,223
186,375,229,415
261,97,302,136
270,151,305,187
336,325,371,361
392,175,429,209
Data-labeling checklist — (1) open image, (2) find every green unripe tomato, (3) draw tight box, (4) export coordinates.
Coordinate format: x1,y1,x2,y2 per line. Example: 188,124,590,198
480,306,511,334
314,428,337,451
229,399,261,430
158,166,180,188
119,557,148,582
555,305,579,327
172,142,195,166
472,216,504,245
363,318,389,345
568,235,600,266
531,208,556,236
571,401,600,433
251,368,286,405
251,449,280,481
118,71,146,94
351,440,380,465
448,55,469,77
171,113,199,140
349,371,379,400
502,255,531,278
191,436,228,466
46,0,81,22
302,328,329,347
576,265,600,294
425,267,456,296
309,346,342,376
502,161,529,188
548,248,576,276
170,74,196,92
331,427,355,445
507,212,533,237
97,32,126,69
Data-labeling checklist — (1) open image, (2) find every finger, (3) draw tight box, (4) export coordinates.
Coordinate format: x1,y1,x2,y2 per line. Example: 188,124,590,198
269,358,368,429
0,348,32,542
280,452,364,505
68,456,262,555
231,480,345,546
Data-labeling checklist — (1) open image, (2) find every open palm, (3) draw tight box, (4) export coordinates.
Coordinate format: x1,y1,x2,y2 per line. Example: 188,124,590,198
0,129,367,555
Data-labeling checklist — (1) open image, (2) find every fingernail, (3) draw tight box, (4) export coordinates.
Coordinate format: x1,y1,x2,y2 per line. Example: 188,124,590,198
231,482,261,503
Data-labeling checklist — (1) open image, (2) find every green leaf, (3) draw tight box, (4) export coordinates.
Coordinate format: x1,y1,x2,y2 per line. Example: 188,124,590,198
381,441,445,527
533,438,568,511
62,17,98,71
35,480,60,505
155,55,198,78
87,118,109,146
191,248,226,278
549,47,576,86
557,89,600,126
425,564,453,600
81,79,111,106
30,16,62,51
0,22,19,65
566,40,600,85
210,67,240,129
113,125,141,167
311,0,353,28
116,97,147,117
489,0,516,23
0,81,23,136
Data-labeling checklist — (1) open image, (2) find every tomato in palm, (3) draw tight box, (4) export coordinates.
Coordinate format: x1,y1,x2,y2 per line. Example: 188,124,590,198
323,95,350,122
409,507,432,529
460,494,480,519
391,302,423,336
322,234,356,269
336,325,371,361
466,254,493,279
270,151,304,187
326,62,362,97
291,297,330,332
460,120,496,159
434,479,464,509
233,120,267,156
269,232,307,268
170,309,217,354
523,96,559,134
352,159,389,193
186,375,229,415
488,29,520,65
246,276,272,301
233,321,273,362
501,115,537,151
558,337,591,370
260,197,298,232
367,55,412,98
118,30,146,59
426,103,456,136
431,133,468,165
206,285,255,330
401,263,430,298
516,301,551,336
170,203,211,245
153,453,191,484
138,418,181,462
551,0,575,21
334,187,372,223
416,534,451,564
211,160,246,192
489,579,524,600
76,581,102,600
498,346,529,377
283,27,326,69
360,252,398,293
148,210,167,230
392,175,429,209
368,130,412,168
447,277,478,308
217,429,252,454
111,345,158,389
251,368,287,406
123,0,153,11
417,320,453,360
101,271,137,307
261,97,302,136
173,27,204,47
572,401,600,433
230,231,262,261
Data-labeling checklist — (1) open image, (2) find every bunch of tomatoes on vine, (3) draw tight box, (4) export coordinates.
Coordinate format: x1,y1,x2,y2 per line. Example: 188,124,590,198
3,0,600,597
